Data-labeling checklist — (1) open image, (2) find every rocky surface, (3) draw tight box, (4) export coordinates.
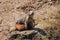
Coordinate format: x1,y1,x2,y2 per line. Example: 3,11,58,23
0,0,60,40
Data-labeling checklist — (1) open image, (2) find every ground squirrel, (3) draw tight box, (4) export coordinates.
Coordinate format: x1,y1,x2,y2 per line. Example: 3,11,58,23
10,11,37,32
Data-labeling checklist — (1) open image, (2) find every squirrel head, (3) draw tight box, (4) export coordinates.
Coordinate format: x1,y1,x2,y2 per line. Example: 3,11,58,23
28,11,34,16
27,11,34,18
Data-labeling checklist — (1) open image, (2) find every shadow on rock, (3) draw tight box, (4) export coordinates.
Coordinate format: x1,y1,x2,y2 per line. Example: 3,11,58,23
33,28,47,36
8,27,47,40
9,31,37,40
9,34,20,40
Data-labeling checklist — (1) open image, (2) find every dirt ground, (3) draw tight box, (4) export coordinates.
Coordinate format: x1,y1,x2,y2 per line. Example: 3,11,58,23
0,0,60,40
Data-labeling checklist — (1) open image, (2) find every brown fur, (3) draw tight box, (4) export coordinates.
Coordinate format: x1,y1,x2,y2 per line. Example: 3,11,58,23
14,23,26,31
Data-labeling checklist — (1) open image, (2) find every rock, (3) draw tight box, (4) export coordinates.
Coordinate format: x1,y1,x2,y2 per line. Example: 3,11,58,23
8,30,37,40
8,27,47,40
